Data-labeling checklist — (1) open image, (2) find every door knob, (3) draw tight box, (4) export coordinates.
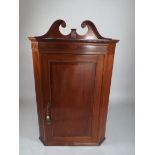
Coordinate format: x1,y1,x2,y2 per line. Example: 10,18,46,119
45,114,52,124
45,102,52,124
46,115,51,121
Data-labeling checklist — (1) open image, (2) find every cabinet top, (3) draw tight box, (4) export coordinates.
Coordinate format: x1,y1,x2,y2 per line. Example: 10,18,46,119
28,19,119,44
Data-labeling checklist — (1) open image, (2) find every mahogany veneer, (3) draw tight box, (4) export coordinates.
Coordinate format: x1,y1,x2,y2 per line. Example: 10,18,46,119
29,20,119,146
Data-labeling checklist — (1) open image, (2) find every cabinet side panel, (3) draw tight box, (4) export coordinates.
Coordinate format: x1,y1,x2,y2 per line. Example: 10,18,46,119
98,44,116,142
31,44,46,142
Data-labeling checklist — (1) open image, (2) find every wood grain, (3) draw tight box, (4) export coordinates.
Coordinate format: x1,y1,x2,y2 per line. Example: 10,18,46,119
29,20,119,146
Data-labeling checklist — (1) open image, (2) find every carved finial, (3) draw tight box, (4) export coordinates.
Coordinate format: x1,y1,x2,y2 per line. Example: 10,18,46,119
70,29,77,39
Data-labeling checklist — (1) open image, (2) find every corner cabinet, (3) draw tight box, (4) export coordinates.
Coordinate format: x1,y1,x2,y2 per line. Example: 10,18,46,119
28,20,119,146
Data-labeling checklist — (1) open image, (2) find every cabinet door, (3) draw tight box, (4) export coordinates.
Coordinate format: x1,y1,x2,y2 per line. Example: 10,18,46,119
41,54,104,145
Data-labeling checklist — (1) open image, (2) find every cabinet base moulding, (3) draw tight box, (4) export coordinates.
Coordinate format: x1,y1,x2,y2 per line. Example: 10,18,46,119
39,136,106,146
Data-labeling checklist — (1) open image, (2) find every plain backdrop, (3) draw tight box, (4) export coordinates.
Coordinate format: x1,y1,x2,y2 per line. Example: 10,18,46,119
20,0,135,154
19,0,135,103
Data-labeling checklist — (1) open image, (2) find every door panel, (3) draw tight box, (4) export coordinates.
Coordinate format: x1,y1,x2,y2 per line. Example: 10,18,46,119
50,62,95,137
41,54,104,143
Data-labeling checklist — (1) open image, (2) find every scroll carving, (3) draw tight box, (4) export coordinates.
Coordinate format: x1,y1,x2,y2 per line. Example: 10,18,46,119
34,19,112,40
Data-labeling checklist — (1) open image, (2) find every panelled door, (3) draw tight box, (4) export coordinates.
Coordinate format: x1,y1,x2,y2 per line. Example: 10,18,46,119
41,54,104,145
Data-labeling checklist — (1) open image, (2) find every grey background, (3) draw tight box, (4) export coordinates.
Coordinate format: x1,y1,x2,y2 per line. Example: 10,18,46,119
20,0,135,154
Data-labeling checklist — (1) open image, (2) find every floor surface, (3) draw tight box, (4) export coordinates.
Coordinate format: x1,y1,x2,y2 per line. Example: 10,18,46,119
19,98,135,155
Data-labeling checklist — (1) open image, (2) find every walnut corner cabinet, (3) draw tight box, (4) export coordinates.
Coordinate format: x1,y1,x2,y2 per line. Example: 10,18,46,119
28,20,119,146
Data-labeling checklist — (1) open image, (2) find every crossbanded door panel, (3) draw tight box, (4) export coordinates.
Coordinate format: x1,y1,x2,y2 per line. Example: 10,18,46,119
41,54,104,144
